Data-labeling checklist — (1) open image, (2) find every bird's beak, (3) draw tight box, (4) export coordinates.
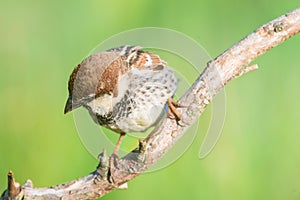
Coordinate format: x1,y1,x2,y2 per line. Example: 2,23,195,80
64,97,81,114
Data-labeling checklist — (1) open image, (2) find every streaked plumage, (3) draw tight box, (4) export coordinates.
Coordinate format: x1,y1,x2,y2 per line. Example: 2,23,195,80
64,45,178,154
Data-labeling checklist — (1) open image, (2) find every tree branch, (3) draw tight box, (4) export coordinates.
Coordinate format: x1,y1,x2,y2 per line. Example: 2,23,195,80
2,7,300,200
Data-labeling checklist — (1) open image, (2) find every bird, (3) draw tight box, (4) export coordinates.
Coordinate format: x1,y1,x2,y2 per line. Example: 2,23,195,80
64,45,180,158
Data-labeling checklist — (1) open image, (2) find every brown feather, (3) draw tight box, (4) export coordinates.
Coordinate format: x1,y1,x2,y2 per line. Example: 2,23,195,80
96,58,130,97
68,52,122,101
133,52,167,70
147,52,167,66
67,46,167,105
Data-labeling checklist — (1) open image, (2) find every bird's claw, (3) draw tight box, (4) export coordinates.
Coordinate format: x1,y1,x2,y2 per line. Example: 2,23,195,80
108,153,119,184
167,98,183,121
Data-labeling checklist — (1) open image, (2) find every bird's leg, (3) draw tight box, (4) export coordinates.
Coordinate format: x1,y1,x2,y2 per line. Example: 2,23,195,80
113,132,125,155
167,98,182,120
109,132,126,183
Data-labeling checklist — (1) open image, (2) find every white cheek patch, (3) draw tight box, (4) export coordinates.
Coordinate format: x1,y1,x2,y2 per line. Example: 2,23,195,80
144,54,153,67
86,94,113,116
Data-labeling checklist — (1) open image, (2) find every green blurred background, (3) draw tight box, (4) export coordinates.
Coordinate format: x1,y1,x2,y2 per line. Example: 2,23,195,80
1,0,300,199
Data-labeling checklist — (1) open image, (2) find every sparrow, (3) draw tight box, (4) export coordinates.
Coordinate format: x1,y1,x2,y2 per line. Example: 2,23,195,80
64,45,180,157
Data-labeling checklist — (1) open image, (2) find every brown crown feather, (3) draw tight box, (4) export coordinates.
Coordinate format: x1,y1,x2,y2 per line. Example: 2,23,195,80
68,46,167,103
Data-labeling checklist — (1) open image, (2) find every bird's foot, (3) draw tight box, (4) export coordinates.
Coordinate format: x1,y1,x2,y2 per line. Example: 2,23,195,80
108,133,125,183
167,98,183,120
108,153,119,184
